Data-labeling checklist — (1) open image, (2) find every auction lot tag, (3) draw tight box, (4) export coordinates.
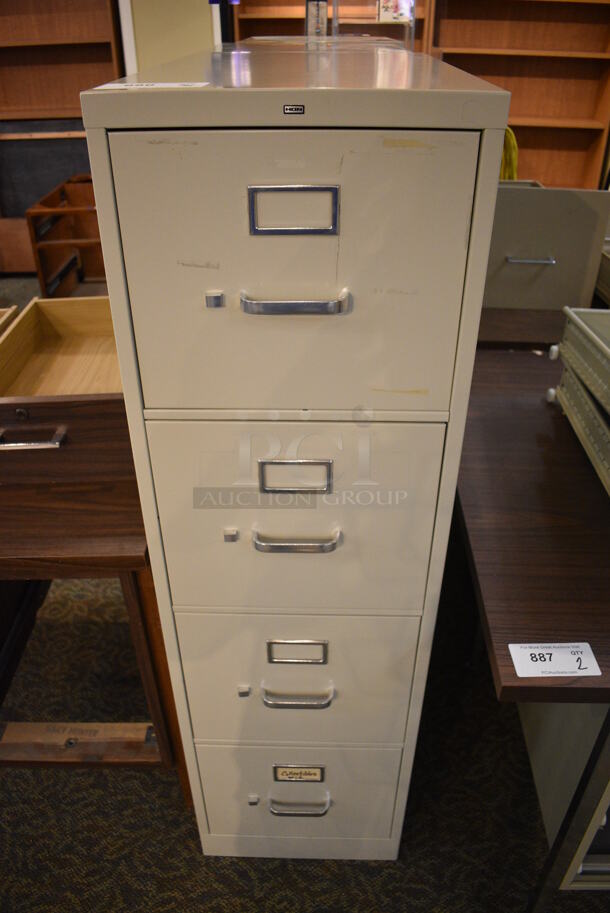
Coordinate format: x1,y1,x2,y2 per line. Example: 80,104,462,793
97,82,210,90
509,643,601,678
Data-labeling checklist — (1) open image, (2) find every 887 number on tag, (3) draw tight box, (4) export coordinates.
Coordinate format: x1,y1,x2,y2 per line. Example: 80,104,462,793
508,643,601,678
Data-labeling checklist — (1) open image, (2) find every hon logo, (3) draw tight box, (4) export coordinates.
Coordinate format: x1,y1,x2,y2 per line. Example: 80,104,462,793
283,104,305,115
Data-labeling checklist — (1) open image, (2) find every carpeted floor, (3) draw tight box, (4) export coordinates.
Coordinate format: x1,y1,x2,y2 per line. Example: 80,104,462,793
0,275,40,311
0,534,606,913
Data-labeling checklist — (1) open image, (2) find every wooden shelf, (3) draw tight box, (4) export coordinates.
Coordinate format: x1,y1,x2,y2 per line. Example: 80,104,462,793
526,1,610,5
0,0,122,273
237,12,422,20
237,11,311,18
0,2,121,121
0,106,84,120
340,18,411,25
438,47,610,60
509,115,606,130
234,0,428,45
0,37,113,49
0,36,118,121
511,124,606,188
0,0,118,48
433,0,610,55
429,0,610,187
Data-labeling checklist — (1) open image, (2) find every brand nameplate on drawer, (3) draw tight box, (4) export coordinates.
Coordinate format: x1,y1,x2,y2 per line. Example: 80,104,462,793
273,765,325,782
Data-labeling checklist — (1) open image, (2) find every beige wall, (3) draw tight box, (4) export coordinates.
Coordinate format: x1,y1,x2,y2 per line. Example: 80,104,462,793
130,0,214,71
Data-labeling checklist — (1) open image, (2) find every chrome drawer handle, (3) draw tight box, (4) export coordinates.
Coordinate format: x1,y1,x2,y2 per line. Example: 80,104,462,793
269,794,331,818
240,288,350,316
0,425,67,451
505,256,556,266
252,529,341,554
261,686,335,709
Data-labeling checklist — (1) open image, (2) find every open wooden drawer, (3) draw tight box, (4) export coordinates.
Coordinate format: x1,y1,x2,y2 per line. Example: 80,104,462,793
0,307,17,336
0,297,134,484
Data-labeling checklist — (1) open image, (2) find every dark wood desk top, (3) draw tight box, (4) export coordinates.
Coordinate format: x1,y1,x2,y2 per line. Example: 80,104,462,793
458,348,610,703
478,307,566,347
0,481,147,579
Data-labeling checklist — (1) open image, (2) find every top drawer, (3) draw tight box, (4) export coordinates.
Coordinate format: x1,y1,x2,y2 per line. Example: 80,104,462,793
110,129,479,412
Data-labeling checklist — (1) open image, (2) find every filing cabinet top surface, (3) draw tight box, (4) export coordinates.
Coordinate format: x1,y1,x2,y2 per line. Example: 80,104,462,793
81,38,509,130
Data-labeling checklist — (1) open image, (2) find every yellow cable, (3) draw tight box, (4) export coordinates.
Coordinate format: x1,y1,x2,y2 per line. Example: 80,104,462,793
500,127,518,181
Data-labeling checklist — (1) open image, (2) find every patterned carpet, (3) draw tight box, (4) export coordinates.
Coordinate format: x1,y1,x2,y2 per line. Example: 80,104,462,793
0,538,606,913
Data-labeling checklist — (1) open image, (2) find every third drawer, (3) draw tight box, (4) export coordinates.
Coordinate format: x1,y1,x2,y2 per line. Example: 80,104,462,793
176,612,420,744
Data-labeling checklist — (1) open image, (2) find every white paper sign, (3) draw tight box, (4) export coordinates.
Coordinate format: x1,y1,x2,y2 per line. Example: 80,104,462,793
96,82,210,90
509,643,601,678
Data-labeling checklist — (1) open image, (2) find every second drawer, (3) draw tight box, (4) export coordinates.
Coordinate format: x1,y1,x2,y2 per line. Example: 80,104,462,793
147,420,444,611
176,612,420,744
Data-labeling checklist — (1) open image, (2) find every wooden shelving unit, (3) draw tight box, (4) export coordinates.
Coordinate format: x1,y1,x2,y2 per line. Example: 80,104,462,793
0,0,122,120
0,0,122,272
1,45,117,120
234,1,429,51
427,0,610,188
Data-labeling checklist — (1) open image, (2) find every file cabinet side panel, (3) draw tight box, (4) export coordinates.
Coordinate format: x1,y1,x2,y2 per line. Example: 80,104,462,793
390,127,506,849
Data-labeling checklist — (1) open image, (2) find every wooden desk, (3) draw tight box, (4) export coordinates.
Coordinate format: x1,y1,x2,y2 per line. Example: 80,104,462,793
458,344,610,908
0,478,188,794
458,348,610,704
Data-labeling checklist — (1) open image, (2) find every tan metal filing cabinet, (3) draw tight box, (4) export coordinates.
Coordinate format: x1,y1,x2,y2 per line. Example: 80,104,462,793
82,37,509,860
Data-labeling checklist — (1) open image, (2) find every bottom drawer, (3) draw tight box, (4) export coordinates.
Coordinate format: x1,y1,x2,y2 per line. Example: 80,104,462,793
196,745,402,839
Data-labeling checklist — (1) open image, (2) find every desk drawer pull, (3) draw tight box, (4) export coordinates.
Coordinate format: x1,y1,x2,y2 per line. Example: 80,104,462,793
505,256,556,266
261,686,335,709
252,529,341,554
269,794,331,817
0,425,67,451
240,288,350,316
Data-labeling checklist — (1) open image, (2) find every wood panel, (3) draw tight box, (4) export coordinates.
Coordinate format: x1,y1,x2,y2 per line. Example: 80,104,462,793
458,349,610,703
0,218,36,271
432,0,610,187
0,297,121,396
436,0,610,53
134,567,193,804
234,0,428,44
0,721,161,765
0,480,147,577
0,45,115,119
478,307,566,346
512,125,605,188
442,54,609,121
0,306,17,335
0,0,115,47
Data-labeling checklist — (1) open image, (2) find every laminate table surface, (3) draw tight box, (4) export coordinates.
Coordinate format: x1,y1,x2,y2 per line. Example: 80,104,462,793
0,480,147,578
458,348,610,703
